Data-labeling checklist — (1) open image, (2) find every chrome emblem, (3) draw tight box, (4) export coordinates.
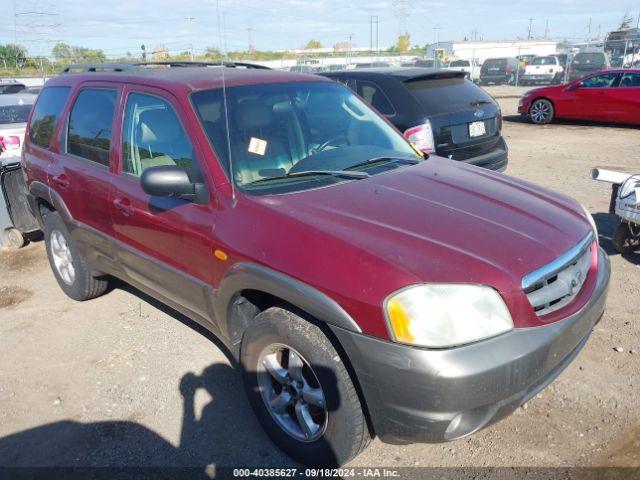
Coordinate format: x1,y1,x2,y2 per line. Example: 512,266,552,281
569,270,584,295
474,109,484,118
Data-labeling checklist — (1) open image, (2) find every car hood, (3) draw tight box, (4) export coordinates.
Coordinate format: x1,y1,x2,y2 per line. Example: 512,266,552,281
264,157,591,294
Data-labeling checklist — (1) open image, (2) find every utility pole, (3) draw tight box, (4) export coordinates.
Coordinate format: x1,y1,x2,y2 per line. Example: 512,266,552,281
185,15,195,61
544,19,549,39
527,18,534,40
433,25,441,67
347,33,353,66
246,19,253,52
375,16,379,52
370,16,373,52
587,17,592,41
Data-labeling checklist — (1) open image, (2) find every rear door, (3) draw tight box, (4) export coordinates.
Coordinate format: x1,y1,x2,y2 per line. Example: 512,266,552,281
53,84,120,259
612,72,640,124
109,85,218,320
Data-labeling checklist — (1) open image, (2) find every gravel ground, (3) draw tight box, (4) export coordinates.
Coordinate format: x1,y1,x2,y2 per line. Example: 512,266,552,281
1,86,639,476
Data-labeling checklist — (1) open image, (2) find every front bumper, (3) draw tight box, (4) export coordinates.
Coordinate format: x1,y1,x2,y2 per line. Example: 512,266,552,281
330,248,610,444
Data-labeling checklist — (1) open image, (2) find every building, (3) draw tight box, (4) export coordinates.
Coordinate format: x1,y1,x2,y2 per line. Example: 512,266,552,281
426,39,558,63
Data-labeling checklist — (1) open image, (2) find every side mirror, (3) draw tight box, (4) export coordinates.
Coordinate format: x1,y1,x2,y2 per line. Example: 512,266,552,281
141,165,208,203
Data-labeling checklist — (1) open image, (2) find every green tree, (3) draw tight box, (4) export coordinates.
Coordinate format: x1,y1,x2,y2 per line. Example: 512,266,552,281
304,39,323,50
0,44,27,69
52,42,72,61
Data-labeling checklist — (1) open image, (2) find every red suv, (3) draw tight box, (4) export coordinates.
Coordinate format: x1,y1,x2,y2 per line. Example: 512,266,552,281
21,63,610,467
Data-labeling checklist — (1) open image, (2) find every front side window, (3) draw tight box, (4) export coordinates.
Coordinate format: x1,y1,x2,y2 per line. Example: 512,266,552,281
580,73,619,88
121,93,198,180
356,80,395,116
28,86,71,148
67,88,117,166
191,82,418,193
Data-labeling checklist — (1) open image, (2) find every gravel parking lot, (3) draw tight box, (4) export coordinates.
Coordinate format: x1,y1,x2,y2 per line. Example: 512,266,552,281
1,87,639,475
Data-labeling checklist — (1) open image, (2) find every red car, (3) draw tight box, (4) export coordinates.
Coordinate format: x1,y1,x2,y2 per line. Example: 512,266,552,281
519,69,640,125
22,63,610,466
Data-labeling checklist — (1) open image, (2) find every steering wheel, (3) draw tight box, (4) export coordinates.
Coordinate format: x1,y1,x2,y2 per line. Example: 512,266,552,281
316,136,350,152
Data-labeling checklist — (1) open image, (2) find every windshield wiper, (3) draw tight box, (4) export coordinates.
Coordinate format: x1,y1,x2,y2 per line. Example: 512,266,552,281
345,156,421,171
470,100,492,107
247,170,370,186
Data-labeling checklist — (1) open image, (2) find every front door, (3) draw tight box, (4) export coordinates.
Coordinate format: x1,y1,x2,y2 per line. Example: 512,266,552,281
109,86,218,321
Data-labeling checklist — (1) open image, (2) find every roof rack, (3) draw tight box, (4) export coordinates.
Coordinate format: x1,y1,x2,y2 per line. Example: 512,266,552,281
60,61,271,74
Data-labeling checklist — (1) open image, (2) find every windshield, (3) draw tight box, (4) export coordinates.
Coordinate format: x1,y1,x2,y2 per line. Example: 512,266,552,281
531,56,556,65
191,81,418,193
0,104,32,124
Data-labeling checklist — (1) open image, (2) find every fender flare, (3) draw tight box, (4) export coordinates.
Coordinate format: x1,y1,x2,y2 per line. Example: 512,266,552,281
28,181,74,225
214,262,362,344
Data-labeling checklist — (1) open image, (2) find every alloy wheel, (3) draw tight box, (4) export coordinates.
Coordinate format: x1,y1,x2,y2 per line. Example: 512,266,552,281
530,100,552,124
257,343,328,442
50,230,75,285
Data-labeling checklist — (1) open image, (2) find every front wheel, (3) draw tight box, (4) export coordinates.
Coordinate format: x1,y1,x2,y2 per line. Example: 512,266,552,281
529,98,554,124
612,222,640,254
240,307,370,467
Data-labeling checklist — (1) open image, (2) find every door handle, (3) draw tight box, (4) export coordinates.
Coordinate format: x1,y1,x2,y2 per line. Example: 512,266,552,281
113,197,134,216
52,174,69,189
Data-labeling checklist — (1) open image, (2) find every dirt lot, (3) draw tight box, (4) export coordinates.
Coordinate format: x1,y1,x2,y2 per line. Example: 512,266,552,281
1,87,639,476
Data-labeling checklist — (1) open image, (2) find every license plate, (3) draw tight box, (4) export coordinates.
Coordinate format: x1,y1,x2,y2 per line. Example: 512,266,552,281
469,121,486,137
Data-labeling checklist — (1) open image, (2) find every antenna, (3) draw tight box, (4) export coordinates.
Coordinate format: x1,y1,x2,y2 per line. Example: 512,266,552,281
216,0,236,207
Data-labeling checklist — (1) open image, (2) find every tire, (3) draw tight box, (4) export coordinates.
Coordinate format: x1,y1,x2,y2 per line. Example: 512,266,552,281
529,98,554,124
3,228,25,249
43,211,109,301
612,222,640,254
240,307,370,467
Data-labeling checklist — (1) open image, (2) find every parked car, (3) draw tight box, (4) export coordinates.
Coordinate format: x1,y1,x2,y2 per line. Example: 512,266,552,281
321,68,508,171
0,92,37,159
518,69,640,125
520,56,564,85
355,62,391,69
480,57,523,85
567,52,610,82
445,58,481,82
22,63,610,467
0,79,26,95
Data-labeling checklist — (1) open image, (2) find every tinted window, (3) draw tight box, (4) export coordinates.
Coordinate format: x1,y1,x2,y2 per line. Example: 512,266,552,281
356,80,395,115
450,60,470,67
0,104,32,124
581,73,618,88
572,53,606,67
67,89,117,166
619,73,640,88
482,59,507,70
28,86,71,148
404,76,494,115
531,56,556,65
122,93,198,180
0,84,26,94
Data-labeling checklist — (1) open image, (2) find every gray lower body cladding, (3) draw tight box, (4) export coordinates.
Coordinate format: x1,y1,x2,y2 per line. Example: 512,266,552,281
330,247,610,444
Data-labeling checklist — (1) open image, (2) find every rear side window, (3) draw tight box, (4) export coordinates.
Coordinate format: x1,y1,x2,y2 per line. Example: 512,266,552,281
619,73,640,88
28,86,71,148
404,76,494,115
67,88,117,167
121,92,198,181
356,80,395,115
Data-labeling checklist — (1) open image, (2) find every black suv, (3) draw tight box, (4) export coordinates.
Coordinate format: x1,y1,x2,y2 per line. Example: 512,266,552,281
567,52,610,82
480,57,523,85
321,68,507,171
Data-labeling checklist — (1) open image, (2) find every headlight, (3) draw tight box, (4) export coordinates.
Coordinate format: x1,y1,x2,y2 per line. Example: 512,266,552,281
579,203,598,244
384,284,513,348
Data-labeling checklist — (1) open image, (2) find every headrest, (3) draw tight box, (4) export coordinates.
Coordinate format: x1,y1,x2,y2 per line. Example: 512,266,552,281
198,99,221,122
138,108,180,144
236,99,271,130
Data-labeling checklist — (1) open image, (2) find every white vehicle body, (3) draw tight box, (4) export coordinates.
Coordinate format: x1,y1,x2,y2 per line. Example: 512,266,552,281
522,56,563,85
0,93,36,159
445,59,481,82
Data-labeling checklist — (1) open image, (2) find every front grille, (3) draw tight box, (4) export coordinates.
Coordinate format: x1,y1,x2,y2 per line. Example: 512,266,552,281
522,233,593,316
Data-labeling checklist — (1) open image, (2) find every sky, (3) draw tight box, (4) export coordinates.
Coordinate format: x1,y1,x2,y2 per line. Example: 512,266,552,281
1,0,638,58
